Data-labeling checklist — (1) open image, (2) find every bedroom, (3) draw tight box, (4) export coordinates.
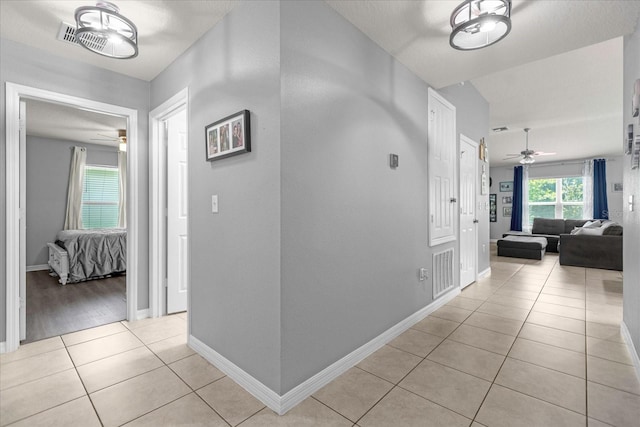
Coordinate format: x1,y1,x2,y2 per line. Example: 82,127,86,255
23,99,128,343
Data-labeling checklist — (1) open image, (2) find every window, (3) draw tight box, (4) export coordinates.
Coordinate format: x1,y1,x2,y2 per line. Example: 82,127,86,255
528,177,584,225
82,165,120,229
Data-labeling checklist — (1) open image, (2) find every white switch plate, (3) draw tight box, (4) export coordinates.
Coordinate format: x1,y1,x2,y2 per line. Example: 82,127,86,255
212,195,219,213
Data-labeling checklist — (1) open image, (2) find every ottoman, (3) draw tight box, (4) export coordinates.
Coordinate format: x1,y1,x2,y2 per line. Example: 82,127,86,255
497,235,548,260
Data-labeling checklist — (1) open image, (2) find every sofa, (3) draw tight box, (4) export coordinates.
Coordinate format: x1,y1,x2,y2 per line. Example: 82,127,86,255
504,218,590,253
503,218,623,271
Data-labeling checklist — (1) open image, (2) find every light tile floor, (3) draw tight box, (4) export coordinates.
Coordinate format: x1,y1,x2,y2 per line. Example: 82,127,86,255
2,248,639,426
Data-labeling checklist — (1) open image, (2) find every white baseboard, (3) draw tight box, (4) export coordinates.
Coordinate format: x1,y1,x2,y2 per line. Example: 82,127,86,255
26,264,49,272
190,288,460,415
478,267,491,279
136,309,150,321
489,238,498,243
621,321,640,383
0,341,6,354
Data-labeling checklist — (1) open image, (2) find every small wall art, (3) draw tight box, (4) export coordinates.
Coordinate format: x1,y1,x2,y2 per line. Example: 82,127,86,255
502,196,512,204
499,181,513,192
503,206,512,217
205,110,251,161
489,194,497,222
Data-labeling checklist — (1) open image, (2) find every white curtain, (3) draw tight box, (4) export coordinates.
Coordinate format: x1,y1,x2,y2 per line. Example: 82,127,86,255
583,160,594,219
118,151,127,228
64,146,86,230
522,165,530,232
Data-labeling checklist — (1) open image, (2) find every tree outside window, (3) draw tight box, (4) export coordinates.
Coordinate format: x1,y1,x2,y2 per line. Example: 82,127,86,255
528,177,584,225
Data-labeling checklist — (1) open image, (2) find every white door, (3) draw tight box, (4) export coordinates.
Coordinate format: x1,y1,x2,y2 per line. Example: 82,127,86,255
167,109,188,313
428,88,457,246
19,101,26,340
459,135,478,289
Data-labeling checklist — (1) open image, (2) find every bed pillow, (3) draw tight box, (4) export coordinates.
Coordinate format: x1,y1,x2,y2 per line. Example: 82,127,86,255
601,221,623,235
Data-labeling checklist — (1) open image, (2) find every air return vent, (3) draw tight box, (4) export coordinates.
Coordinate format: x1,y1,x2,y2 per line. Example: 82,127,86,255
57,22,78,45
432,248,455,299
57,21,108,52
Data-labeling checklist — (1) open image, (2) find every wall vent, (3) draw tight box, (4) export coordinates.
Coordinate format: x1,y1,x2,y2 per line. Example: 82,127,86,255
57,21,108,52
57,22,78,45
432,248,455,299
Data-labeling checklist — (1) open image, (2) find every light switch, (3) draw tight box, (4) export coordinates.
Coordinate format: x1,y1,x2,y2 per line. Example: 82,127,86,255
630,195,634,212
212,195,219,213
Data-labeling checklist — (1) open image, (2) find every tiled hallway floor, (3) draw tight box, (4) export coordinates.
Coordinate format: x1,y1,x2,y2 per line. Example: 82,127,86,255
2,248,639,426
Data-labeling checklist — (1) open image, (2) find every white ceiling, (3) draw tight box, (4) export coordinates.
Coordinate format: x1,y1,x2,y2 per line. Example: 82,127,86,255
2,1,639,166
25,99,127,147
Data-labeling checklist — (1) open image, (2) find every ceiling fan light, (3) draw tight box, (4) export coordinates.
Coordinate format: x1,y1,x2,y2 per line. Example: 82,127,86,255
450,0,512,51
75,2,138,59
119,141,127,152
520,155,535,164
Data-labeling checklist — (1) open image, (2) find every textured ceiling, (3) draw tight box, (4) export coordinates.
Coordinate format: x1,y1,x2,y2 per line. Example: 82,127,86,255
25,99,127,146
3,1,639,165
0,0,236,81
325,0,640,89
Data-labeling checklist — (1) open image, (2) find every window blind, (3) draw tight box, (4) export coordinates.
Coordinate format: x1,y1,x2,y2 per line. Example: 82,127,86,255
82,165,120,229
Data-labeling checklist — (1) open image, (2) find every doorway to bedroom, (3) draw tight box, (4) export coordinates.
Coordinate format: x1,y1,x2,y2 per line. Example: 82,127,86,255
22,100,128,343
5,82,140,352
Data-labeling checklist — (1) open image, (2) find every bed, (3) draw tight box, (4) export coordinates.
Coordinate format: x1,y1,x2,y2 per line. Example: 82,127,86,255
48,228,126,284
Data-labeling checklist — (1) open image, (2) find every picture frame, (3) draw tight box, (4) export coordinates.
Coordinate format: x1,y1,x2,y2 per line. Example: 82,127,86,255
612,182,623,193
489,194,497,222
503,206,512,217
205,110,251,161
502,196,512,204
499,181,513,192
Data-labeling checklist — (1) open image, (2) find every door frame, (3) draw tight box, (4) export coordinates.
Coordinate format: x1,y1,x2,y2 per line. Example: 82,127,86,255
5,82,139,352
149,88,189,318
458,134,479,288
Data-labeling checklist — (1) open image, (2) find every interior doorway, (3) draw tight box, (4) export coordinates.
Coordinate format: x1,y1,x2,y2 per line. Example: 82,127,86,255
459,134,478,289
5,82,139,352
149,88,189,317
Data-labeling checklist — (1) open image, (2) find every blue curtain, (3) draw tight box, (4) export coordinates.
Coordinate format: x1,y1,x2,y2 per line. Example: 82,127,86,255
510,166,523,231
593,159,609,219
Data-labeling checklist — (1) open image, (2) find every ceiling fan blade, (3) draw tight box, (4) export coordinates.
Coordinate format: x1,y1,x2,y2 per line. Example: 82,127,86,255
91,138,117,142
533,152,556,156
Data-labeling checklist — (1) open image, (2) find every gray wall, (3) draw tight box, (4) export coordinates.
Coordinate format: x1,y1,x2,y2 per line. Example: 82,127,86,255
489,158,624,240
623,18,640,361
0,38,150,342
439,82,491,274
279,0,488,393
26,137,118,266
150,0,283,392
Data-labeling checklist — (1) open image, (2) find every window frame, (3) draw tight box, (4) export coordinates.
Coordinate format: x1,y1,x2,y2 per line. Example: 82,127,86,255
528,176,584,223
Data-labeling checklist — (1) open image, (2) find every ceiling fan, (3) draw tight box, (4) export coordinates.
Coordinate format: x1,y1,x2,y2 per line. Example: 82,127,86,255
91,129,127,152
503,128,555,164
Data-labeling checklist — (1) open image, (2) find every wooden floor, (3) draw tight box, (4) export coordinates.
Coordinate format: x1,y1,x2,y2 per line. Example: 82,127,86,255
24,270,126,343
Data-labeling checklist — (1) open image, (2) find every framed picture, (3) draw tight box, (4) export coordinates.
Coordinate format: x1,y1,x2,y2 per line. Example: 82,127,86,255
612,182,623,193
503,206,512,217
489,194,497,222
499,181,513,192
205,110,251,161
502,196,512,204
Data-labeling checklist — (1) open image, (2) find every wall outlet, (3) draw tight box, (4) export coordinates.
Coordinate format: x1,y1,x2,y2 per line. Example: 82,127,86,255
419,268,428,281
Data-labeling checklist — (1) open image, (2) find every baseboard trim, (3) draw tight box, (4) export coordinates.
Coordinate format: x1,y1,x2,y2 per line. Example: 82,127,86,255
26,264,49,272
489,238,498,243
0,341,6,354
478,267,491,279
621,321,640,383
136,309,150,321
189,335,282,411
189,288,459,415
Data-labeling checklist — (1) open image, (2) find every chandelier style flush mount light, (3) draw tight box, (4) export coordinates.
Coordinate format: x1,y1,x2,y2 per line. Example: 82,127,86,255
450,0,512,51
75,2,138,59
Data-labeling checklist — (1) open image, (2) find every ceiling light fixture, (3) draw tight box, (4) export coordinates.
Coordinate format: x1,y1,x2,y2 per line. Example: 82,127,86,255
450,0,512,51
75,2,138,59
